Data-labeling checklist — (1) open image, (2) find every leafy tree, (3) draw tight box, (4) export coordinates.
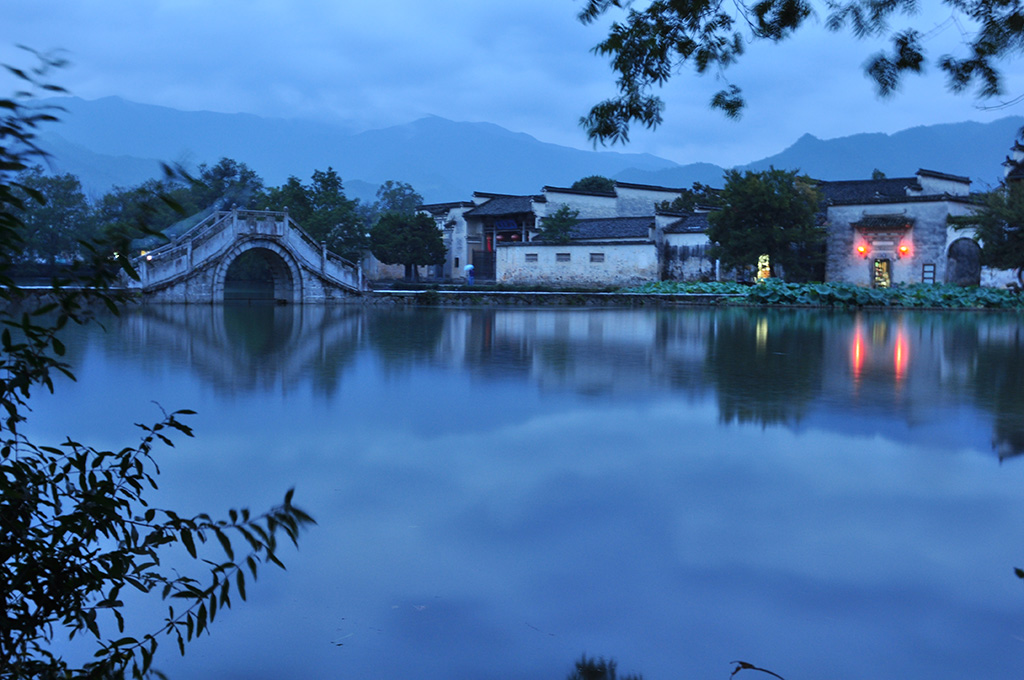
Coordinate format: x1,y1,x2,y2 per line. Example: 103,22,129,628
706,168,824,282
305,168,367,260
950,180,1024,284
0,50,314,679
374,180,423,215
95,169,202,236
190,157,264,211
577,0,1024,143
571,175,616,193
536,204,580,244
657,182,722,212
369,210,445,281
259,175,311,215
566,655,641,680
360,180,424,229
10,166,95,265
262,168,366,260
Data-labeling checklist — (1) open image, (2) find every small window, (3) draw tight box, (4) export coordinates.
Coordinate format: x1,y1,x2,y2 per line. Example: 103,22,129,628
922,263,936,284
590,252,605,263
525,253,538,263
454,257,460,268
556,253,571,263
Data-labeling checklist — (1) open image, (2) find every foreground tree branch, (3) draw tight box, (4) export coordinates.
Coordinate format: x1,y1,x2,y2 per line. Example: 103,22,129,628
0,48,314,680
578,0,1024,143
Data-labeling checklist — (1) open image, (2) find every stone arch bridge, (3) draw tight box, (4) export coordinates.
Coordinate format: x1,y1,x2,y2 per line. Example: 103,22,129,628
126,209,364,303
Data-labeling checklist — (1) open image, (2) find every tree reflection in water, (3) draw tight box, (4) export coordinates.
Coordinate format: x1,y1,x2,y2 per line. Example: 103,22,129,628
705,309,825,426
30,304,1024,680
100,305,1024,459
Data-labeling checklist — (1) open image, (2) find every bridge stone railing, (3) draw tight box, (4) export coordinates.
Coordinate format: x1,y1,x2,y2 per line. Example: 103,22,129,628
130,208,363,301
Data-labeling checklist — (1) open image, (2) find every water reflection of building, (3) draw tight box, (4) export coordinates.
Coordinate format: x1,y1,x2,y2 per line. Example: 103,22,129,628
109,306,1024,459
823,312,966,423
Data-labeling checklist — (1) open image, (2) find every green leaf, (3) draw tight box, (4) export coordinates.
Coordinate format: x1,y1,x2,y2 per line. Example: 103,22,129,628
214,528,233,560
181,529,197,558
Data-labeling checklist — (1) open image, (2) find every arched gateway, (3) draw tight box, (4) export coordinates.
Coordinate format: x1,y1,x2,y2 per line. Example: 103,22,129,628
127,209,363,303
945,237,982,286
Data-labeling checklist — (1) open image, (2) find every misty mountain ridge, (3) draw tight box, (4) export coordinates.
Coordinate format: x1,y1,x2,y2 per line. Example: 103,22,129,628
32,96,1024,203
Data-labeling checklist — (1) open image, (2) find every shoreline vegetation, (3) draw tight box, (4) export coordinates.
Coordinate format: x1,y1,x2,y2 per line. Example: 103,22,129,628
370,280,1024,310
9,280,1024,310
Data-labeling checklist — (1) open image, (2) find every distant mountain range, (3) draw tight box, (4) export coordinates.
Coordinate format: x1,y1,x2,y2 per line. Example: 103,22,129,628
33,96,1024,203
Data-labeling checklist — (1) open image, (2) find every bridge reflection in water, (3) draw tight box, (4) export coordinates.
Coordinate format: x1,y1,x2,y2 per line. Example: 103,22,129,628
108,305,1024,459
33,305,1024,680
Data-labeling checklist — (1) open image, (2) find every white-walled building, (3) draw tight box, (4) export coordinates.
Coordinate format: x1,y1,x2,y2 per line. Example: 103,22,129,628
380,167,1019,289
822,170,983,287
417,201,474,280
466,182,716,286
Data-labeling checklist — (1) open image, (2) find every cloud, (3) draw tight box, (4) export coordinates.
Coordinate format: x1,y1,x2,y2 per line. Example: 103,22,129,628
4,0,1024,168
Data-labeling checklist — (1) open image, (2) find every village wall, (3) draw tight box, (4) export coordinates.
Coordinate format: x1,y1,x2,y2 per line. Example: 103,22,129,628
982,267,1020,288
361,255,441,284
662,231,714,281
437,206,471,280
497,242,658,287
541,191,619,219
615,185,683,217
917,172,970,196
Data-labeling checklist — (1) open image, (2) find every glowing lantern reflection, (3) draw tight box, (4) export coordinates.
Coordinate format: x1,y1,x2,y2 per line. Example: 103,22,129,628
894,328,908,382
851,323,865,383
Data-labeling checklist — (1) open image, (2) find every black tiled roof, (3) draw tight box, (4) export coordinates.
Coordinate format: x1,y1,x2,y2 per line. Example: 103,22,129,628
818,177,920,204
542,185,615,197
917,168,970,184
465,194,539,217
613,180,687,192
531,215,654,241
664,212,710,233
418,201,473,214
850,214,916,230
1006,159,1024,182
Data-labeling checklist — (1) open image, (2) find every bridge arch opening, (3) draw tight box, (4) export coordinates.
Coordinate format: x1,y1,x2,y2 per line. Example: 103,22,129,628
218,243,300,303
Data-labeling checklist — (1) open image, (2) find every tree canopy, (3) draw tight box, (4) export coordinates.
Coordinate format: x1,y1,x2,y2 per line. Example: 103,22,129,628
261,168,367,260
657,182,722,213
369,210,446,281
578,0,1024,143
191,157,264,211
706,168,824,282
360,180,424,230
571,175,616,193
374,180,423,215
536,204,580,244
10,166,95,265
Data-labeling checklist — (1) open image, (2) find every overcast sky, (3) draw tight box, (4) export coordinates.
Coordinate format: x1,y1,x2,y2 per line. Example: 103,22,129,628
5,1,1024,169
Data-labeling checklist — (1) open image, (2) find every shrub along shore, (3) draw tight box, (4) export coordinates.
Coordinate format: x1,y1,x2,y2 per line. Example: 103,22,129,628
377,280,1024,310
14,281,1022,310
625,280,1024,309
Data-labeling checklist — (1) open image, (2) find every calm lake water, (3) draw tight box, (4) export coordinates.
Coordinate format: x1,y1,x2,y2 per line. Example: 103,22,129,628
28,303,1024,680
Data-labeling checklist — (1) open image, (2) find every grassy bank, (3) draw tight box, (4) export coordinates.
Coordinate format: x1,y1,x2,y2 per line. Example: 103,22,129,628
373,280,1024,309
622,280,1024,310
